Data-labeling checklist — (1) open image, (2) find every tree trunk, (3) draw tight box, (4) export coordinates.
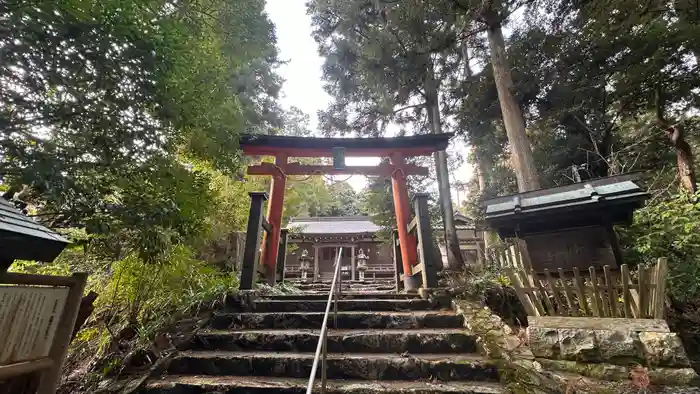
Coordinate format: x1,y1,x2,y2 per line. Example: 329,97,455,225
657,86,697,194
425,65,465,270
661,121,697,193
486,20,541,192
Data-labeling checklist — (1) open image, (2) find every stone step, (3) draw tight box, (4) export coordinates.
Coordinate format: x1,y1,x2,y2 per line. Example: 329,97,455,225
290,279,396,284
211,311,464,330
294,286,398,293
261,293,419,301
188,328,478,354
145,375,505,393
167,351,500,382
245,299,434,313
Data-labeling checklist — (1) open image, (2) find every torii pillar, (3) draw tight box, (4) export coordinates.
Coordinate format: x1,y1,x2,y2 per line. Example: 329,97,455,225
260,154,287,284
390,153,418,289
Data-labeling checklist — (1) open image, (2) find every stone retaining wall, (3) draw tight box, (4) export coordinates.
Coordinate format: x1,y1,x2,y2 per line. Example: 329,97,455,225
452,299,700,393
527,324,698,385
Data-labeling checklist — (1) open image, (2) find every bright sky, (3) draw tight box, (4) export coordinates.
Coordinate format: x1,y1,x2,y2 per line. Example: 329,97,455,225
265,0,474,206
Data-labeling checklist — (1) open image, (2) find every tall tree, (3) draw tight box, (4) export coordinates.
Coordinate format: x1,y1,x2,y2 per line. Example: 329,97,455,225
0,0,282,260
454,0,699,195
308,0,466,269
452,0,541,191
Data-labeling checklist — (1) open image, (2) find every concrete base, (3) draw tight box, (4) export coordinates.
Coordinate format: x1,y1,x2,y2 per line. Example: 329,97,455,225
403,274,420,291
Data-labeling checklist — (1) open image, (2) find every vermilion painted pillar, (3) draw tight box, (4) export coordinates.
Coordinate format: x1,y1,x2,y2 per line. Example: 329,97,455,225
389,153,419,290
261,154,287,285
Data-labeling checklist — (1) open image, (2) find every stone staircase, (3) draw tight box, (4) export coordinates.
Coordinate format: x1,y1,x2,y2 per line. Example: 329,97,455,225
143,279,505,393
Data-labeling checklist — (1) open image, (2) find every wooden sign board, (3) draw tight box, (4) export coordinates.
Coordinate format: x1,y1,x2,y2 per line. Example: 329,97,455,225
523,225,617,272
0,286,69,365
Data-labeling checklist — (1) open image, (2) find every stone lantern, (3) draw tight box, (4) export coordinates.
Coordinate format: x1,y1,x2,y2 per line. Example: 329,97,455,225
299,249,312,281
356,248,368,281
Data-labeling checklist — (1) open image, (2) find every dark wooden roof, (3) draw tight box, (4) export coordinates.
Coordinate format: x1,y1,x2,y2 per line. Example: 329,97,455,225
0,198,69,264
239,133,453,157
483,174,649,237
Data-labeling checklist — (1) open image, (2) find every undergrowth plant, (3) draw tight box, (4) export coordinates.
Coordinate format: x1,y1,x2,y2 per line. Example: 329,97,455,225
90,245,239,346
10,244,240,377
622,191,700,302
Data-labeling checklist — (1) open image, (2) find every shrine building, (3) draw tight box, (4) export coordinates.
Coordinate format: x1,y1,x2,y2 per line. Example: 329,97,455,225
282,213,484,281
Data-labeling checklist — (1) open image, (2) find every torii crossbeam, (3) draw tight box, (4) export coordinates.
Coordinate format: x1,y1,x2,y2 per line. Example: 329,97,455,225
240,133,453,289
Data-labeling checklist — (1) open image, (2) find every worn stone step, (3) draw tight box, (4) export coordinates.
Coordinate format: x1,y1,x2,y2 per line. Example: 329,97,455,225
290,280,395,285
246,299,434,313
188,328,478,354
261,293,419,301
211,311,464,330
293,283,396,289
293,287,398,293
167,351,499,382
145,375,505,393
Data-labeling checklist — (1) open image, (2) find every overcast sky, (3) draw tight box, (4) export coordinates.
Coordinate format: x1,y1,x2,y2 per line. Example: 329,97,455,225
264,0,474,205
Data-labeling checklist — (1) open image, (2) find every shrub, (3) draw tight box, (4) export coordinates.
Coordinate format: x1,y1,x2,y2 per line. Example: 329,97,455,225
622,192,700,302
92,245,239,343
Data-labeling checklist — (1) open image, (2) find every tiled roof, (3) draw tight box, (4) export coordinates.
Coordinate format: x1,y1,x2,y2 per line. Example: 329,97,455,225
288,216,381,235
436,212,476,230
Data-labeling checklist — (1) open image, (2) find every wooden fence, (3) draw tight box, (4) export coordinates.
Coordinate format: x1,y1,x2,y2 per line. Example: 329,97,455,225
484,240,533,272
505,258,668,319
0,272,87,394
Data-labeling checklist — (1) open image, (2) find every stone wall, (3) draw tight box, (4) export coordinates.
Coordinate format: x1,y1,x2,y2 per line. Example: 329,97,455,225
452,299,700,393
527,322,698,386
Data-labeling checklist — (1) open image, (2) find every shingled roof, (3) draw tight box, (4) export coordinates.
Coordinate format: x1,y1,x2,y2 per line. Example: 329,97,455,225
0,197,69,265
287,216,381,235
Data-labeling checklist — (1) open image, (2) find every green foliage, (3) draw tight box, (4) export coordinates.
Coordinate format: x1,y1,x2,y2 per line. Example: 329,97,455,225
623,192,700,302
92,245,238,341
0,0,281,261
309,0,461,137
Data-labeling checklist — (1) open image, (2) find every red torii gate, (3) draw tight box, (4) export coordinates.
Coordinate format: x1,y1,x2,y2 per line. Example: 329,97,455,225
239,133,453,290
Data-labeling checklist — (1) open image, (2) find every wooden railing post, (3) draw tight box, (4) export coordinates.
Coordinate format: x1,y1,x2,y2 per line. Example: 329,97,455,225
392,230,404,292
413,193,438,288
276,229,289,283
37,273,88,394
240,192,268,290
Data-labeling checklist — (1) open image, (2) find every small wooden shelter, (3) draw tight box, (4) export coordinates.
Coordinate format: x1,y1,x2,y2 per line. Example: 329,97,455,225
483,174,648,272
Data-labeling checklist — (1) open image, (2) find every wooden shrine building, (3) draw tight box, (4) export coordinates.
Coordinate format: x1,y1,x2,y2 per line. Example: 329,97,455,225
283,216,393,281
282,213,484,281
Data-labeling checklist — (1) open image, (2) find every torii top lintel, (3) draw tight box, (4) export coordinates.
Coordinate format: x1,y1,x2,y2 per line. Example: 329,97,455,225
239,133,454,157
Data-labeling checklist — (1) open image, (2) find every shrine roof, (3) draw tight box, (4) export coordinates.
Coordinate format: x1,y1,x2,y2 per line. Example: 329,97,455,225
436,212,476,230
0,197,69,262
239,133,453,157
287,216,381,235
482,174,649,236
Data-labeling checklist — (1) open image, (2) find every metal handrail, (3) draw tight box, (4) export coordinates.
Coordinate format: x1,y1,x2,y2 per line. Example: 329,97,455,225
306,247,343,394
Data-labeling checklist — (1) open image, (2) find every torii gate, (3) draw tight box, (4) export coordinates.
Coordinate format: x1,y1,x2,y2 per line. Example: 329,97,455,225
239,133,453,290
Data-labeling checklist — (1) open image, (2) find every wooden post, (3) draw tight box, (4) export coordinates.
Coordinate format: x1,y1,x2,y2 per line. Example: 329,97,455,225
392,230,404,292
276,229,288,283
389,153,418,290
413,193,438,288
260,155,288,285
313,245,320,282
240,192,268,290
654,257,668,319
505,267,537,316
351,245,356,281
37,273,88,394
